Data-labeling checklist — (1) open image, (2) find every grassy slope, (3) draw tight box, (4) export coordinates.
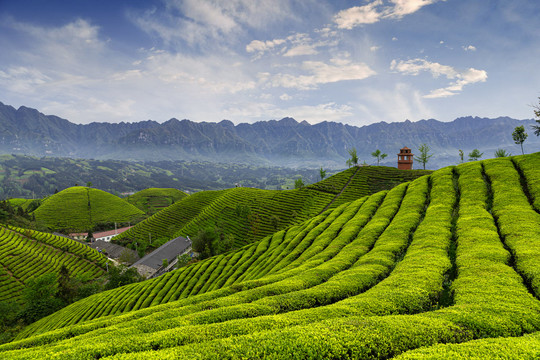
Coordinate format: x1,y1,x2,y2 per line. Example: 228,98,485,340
32,187,145,231
5,154,540,359
115,166,429,250
0,226,108,303
126,188,188,216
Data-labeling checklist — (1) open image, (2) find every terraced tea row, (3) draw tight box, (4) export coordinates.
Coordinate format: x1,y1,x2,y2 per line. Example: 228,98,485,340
116,165,429,251
3,154,540,359
0,226,108,302
126,188,188,216
32,186,145,232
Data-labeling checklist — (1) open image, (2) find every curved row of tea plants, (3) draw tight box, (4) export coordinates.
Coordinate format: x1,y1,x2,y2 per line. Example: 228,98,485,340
125,188,188,216
32,187,145,232
116,165,429,251
3,154,540,359
0,226,107,302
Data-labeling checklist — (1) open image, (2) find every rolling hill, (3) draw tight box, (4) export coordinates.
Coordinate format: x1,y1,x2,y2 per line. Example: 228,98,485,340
2,152,539,358
0,225,107,303
32,187,145,232
126,188,188,216
114,166,430,251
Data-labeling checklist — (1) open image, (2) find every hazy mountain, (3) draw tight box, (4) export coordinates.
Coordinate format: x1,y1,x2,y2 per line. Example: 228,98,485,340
0,101,538,169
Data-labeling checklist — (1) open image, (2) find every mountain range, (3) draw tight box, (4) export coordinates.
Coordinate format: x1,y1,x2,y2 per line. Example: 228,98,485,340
0,101,538,169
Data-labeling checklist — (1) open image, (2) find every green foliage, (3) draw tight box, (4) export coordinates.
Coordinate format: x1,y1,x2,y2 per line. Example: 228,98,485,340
13,156,540,359
468,148,483,161
458,149,464,163
345,147,359,167
319,167,326,181
512,125,528,154
294,177,305,189
32,186,145,232
371,149,388,165
126,188,188,216
104,265,143,291
414,143,433,170
19,273,63,324
494,148,511,157
176,253,191,268
0,225,107,303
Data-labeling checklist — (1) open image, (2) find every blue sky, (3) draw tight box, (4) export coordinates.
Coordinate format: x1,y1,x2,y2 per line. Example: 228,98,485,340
0,0,539,125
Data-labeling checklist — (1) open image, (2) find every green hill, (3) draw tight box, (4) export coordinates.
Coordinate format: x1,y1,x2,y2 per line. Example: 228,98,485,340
0,225,107,303
126,188,188,216
32,187,145,232
114,166,430,251
4,154,540,359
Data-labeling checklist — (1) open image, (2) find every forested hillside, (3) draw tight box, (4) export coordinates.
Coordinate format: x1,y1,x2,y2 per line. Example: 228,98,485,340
3,153,540,359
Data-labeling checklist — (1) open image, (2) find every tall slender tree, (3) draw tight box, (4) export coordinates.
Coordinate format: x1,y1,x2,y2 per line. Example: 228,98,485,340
319,167,326,181
414,144,433,170
371,149,387,165
346,148,359,168
532,97,540,137
512,125,528,155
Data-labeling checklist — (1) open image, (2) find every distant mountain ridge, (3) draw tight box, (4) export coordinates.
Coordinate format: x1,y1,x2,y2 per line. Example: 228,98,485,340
0,101,538,169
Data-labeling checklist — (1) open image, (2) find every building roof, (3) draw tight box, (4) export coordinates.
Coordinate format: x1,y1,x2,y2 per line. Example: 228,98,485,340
87,240,139,261
131,236,191,271
94,226,132,239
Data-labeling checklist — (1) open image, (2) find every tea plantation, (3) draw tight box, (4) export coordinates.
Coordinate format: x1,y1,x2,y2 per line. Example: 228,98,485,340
115,166,430,250
125,188,188,216
32,187,145,232
1,153,539,359
0,226,107,303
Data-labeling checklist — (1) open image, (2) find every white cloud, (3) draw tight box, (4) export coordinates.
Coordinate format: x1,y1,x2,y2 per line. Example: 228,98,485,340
246,39,286,53
279,93,292,101
334,0,444,29
334,0,384,29
390,58,457,78
462,45,477,51
391,58,487,98
131,0,294,48
370,46,381,52
388,0,441,18
224,101,354,124
283,44,318,57
356,83,434,124
270,58,376,90
0,67,51,93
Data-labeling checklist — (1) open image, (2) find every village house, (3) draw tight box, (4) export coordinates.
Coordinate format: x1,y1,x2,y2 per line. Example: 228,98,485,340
69,226,133,242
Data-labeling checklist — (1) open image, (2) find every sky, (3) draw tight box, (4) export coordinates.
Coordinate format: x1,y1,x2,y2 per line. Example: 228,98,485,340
0,0,539,126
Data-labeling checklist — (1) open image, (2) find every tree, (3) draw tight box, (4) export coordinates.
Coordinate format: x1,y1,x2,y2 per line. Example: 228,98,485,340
468,149,483,161
512,125,528,155
458,150,464,163
176,253,191,268
414,144,433,170
346,147,359,167
104,265,142,290
371,149,387,165
319,167,326,181
494,149,511,158
294,177,305,189
20,273,63,324
532,97,540,137
57,265,76,305
192,226,218,259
